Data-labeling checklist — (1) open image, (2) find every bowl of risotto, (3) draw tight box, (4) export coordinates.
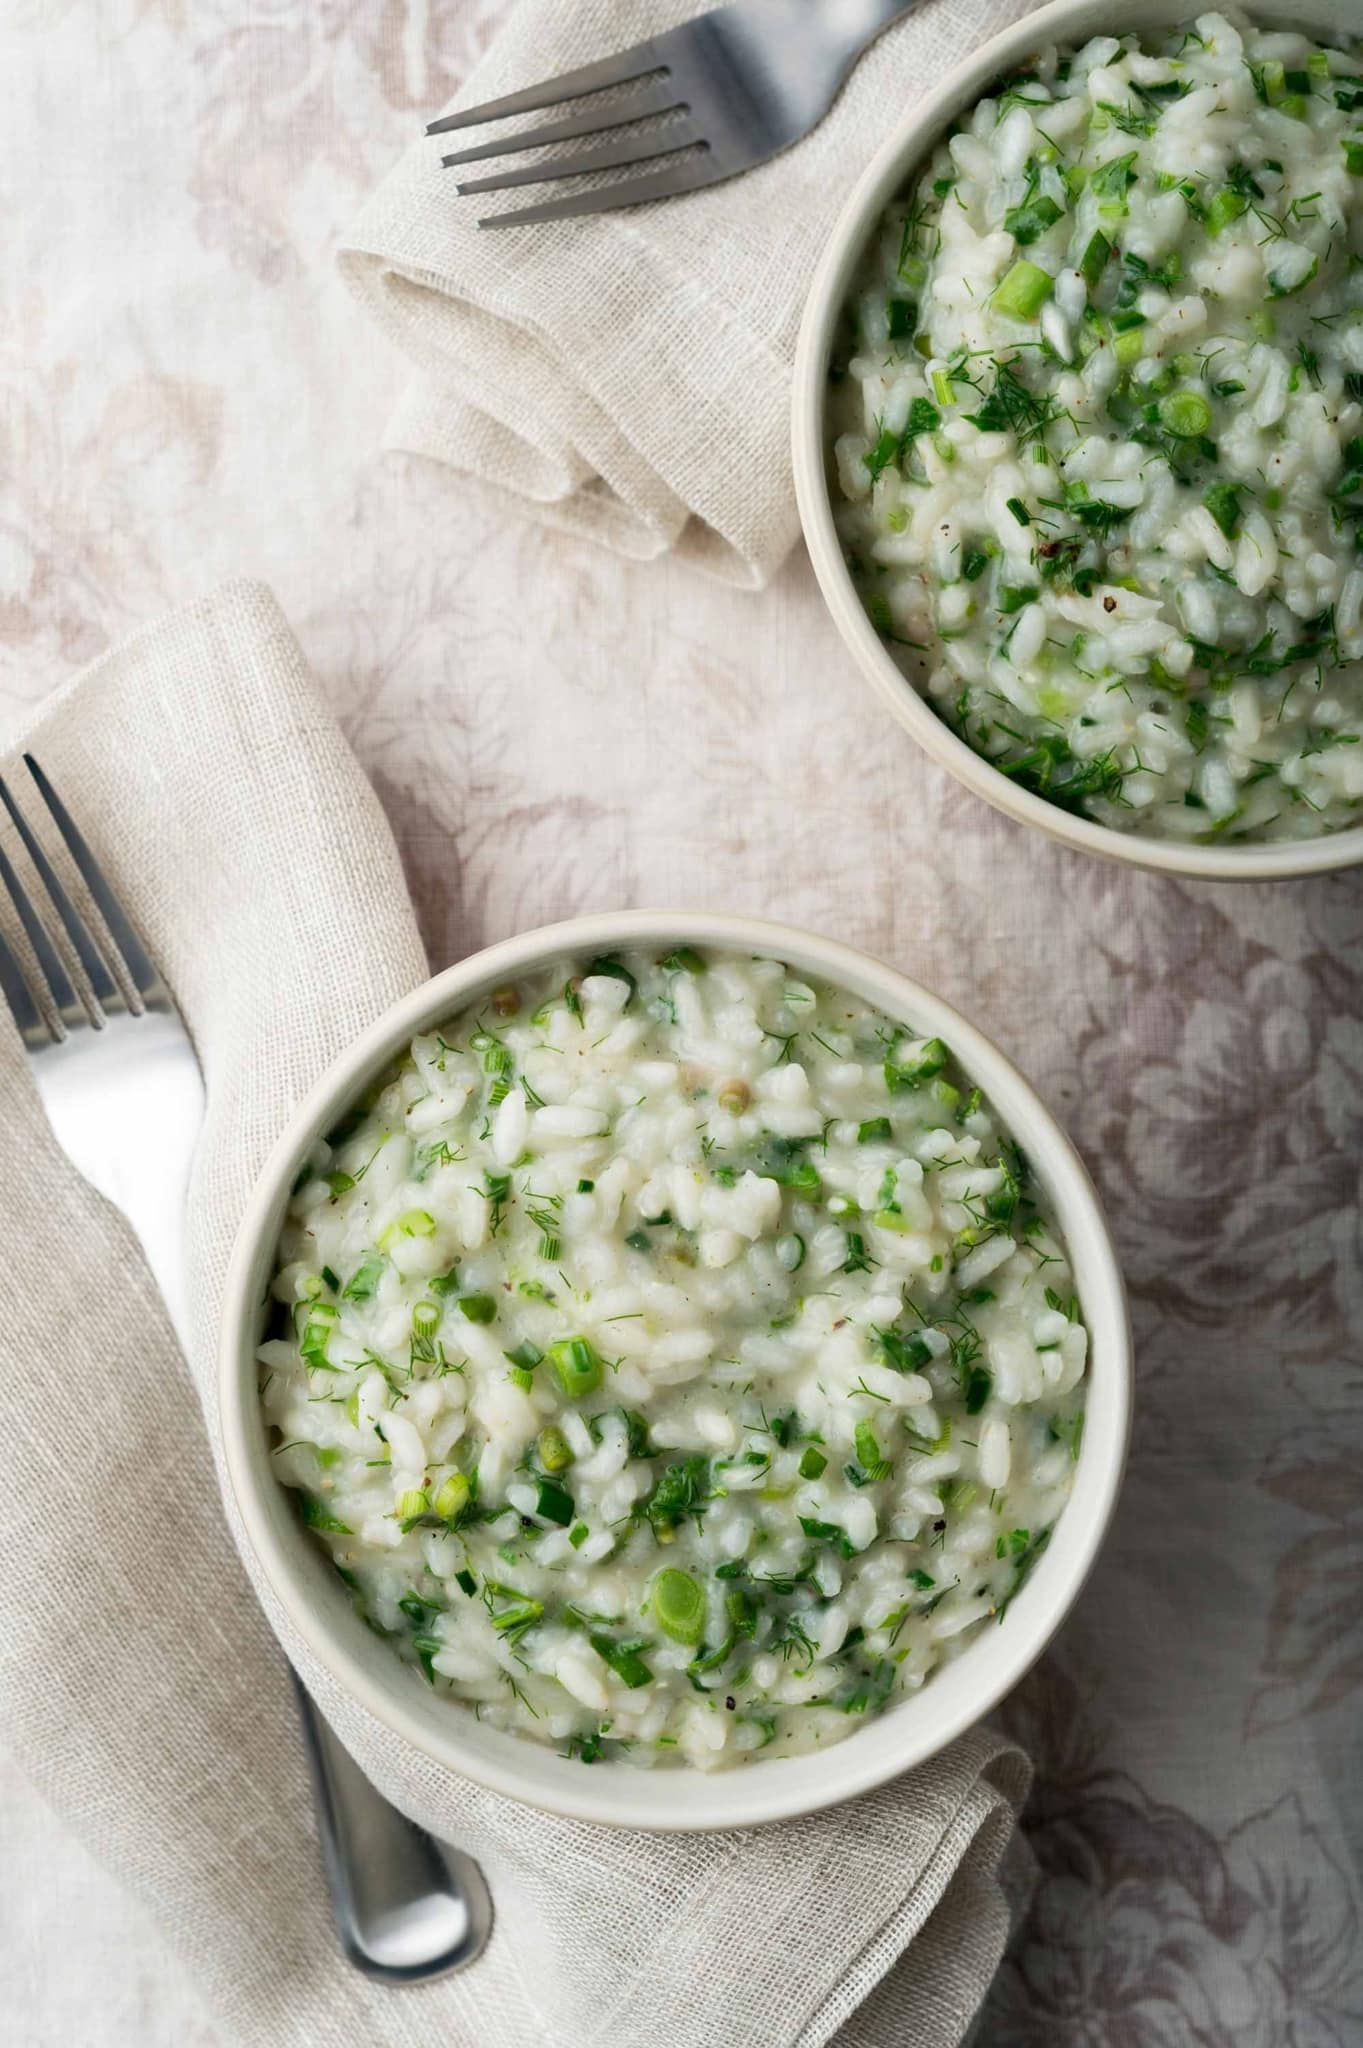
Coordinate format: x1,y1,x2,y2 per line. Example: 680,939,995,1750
221,913,1129,1829
793,0,1363,877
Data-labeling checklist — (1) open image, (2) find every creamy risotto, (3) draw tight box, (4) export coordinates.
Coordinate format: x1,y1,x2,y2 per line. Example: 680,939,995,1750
831,12,1363,843
261,950,1088,1770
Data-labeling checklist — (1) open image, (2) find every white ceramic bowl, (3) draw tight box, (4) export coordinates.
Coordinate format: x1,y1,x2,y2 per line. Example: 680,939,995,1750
220,911,1131,1830
793,0,1363,881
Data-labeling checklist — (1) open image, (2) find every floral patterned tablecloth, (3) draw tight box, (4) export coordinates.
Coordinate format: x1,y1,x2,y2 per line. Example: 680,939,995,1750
0,4,1358,2043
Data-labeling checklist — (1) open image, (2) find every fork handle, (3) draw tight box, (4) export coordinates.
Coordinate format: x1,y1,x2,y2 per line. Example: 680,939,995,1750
82,1046,492,1981
291,1670,493,1982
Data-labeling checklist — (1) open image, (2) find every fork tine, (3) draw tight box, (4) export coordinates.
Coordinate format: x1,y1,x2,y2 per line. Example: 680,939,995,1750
0,774,120,1009
456,121,704,196
0,832,86,1030
426,46,667,136
439,79,683,168
0,923,51,1047
21,756,164,1004
475,152,721,229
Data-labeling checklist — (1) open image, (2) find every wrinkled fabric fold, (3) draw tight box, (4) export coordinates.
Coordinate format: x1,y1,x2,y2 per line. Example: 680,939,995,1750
0,581,1031,2048
341,0,1038,586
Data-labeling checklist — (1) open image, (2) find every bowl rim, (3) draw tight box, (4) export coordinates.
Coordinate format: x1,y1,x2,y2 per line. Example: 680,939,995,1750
219,909,1132,1831
791,0,1363,882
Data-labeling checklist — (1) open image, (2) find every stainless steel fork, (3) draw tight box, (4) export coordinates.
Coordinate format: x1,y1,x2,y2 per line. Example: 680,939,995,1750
0,754,491,1985
430,0,923,227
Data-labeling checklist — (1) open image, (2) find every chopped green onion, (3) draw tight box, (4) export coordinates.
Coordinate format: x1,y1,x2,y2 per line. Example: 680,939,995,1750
886,295,917,338
662,946,705,973
412,1299,441,1339
299,1301,340,1370
798,1446,828,1480
299,1493,351,1535
377,1209,436,1255
931,368,955,408
548,1335,605,1400
1079,229,1111,287
1205,186,1248,235
454,1567,477,1597
504,1339,544,1372
1112,326,1146,366
537,1425,573,1473
343,1252,385,1302
1005,496,1031,526
396,1487,429,1528
964,1365,993,1415
853,1421,885,1470
1158,389,1212,438
993,258,1054,320
885,1036,949,1091
1345,140,1363,175
858,1116,892,1144
434,1471,471,1522
652,1567,707,1646
589,1633,653,1688
1203,482,1242,539
1003,194,1063,245
458,1294,497,1324
429,1264,460,1297
534,1478,575,1526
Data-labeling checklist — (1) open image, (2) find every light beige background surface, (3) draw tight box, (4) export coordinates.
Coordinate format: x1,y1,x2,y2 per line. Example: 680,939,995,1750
0,3,1359,2044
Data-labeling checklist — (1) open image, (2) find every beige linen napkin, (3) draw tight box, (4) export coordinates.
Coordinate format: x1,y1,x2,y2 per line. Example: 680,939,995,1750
340,0,1036,586
0,581,1030,2048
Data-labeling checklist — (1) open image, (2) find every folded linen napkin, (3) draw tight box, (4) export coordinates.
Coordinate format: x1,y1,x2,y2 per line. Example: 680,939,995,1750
340,0,1038,586
0,581,1031,2048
